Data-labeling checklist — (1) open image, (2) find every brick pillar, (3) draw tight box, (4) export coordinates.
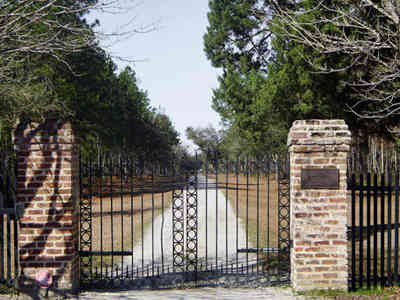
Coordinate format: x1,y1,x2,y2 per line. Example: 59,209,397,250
14,120,79,292
288,120,351,291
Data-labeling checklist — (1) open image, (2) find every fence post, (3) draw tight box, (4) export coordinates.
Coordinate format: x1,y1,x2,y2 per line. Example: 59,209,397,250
288,120,351,291
14,120,79,295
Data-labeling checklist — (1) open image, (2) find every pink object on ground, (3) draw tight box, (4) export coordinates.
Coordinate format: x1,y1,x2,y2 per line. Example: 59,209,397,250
35,269,53,288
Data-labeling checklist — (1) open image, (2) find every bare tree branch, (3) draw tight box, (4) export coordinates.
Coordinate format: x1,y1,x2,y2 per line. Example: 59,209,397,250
274,0,400,119
0,0,155,124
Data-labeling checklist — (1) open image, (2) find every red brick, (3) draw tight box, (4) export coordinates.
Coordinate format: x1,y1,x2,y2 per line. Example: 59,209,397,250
305,247,320,252
333,240,347,245
322,260,337,265
296,253,314,258
297,267,312,272
315,267,330,272
313,159,329,164
325,220,339,225
46,249,62,255
295,158,311,164
329,198,346,203
323,273,338,279
292,132,308,138
313,213,329,217
314,240,329,246
295,213,311,218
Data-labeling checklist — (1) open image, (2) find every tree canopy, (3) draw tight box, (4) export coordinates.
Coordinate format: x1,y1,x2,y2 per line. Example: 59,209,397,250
204,0,400,154
186,125,224,158
0,0,99,122
204,0,272,72
0,1,181,165
275,0,400,119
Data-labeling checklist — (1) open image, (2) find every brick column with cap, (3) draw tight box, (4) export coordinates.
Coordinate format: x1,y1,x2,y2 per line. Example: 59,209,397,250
14,120,79,292
288,120,351,291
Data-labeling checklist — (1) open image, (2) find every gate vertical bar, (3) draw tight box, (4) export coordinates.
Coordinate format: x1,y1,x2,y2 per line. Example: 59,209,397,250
0,214,3,280
80,156,92,284
205,159,209,269
6,215,10,281
266,158,271,276
151,164,155,275
89,159,93,279
380,174,385,288
351,174,356,290
256,160,260,274
120,157,124,278
186,166,198,274
172,183,185,273
235,158,239,271
245,157,249,273
277,155,290,282
359,174,364,288
100,154,104,279
110,157,114,271
130,159,134,279
367,173,371,289
387,170,393,285
161,188,165,273
13,215,18,283
373,174,378,288
215,156,219,270
395,173,399,285
140,167,144,273
225,157,229,268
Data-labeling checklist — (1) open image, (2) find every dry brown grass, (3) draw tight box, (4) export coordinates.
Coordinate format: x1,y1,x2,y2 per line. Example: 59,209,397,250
91,191,173,253
83,176,176,267
208,173,280,249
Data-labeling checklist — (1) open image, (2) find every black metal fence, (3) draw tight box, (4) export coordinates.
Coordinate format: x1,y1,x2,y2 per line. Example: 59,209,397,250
79,154,290,290
348,172,400,290
0,210,19,293
0,148,19,293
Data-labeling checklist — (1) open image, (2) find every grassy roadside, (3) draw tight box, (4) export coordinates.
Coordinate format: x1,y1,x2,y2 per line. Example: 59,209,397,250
298,286,400,299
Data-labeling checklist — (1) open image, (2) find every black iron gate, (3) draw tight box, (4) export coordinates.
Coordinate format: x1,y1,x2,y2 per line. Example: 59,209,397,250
348,172,400,290
0,150,20,293
79,155,290,290
0,208,19,292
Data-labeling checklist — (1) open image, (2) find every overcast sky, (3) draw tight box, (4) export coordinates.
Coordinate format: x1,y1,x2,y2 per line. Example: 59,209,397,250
89,0,222,150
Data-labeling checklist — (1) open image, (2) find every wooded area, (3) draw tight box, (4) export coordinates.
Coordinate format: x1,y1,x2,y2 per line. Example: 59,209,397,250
0,0,181,165
201,0,400,156
2,0,400,167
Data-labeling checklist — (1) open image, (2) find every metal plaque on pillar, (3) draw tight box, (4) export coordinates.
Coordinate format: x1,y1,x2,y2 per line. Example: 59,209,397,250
301,168,339,189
